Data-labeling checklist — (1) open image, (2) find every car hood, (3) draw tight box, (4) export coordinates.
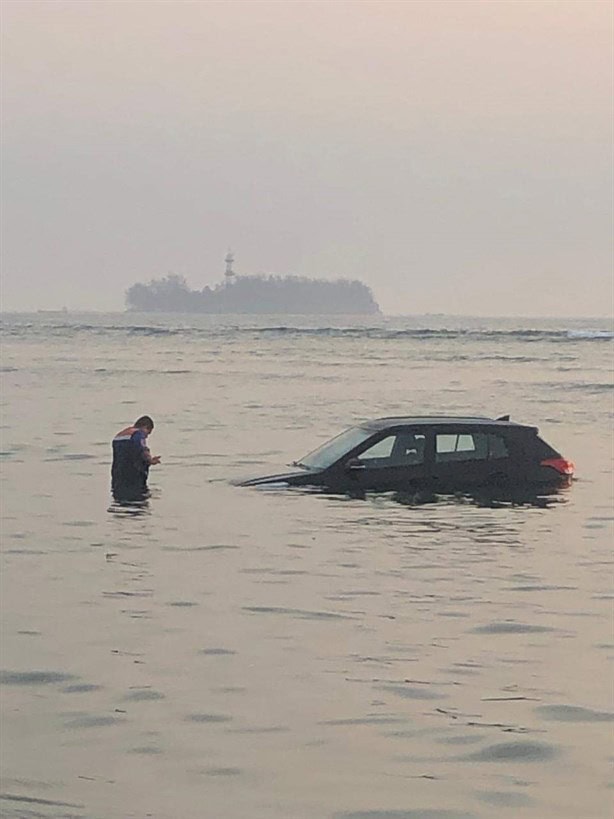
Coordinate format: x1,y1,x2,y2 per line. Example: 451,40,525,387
232,464,314,487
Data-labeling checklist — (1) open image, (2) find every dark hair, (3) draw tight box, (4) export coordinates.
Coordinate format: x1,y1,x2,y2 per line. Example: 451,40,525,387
134,415,154,430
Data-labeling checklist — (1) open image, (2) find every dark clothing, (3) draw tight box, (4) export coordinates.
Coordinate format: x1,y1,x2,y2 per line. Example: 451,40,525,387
111,426,150,499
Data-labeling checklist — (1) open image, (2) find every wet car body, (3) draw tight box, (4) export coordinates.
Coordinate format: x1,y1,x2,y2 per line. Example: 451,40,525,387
237,415,574,493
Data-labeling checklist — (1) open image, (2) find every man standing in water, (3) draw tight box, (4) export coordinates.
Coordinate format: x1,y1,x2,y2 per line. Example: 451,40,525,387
111,415,161,499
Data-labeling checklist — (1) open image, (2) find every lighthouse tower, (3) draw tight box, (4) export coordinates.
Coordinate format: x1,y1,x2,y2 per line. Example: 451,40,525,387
224,249,235,282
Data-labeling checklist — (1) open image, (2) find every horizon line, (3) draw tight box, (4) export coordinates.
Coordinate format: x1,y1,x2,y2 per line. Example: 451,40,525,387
1,309,613,322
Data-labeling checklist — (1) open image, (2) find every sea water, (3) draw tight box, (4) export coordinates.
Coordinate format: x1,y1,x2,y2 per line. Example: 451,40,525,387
1,312,613,819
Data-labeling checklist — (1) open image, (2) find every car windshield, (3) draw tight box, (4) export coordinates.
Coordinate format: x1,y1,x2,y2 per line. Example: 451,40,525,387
295,426,373,470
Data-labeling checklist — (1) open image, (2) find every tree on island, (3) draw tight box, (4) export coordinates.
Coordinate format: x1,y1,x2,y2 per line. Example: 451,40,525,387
126,273,380,314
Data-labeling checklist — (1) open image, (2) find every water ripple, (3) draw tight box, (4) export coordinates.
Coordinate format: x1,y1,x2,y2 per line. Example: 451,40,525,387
535,704,614,722
463,741,559,762
0,670,75,686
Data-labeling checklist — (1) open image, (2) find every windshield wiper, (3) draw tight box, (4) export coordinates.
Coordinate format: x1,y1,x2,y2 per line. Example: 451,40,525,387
290,460,308,469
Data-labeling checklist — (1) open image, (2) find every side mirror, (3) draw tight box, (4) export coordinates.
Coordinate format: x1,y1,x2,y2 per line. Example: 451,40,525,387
345,458,365,471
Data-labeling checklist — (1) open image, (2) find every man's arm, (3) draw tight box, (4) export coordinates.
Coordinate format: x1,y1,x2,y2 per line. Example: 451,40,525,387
136,431,161,465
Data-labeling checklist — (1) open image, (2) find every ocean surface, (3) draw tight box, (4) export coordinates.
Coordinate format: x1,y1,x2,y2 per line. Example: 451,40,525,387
1,312,613,819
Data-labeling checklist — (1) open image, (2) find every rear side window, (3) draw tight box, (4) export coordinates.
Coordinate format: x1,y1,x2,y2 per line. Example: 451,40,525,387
436,432,508,463
488,434,509,459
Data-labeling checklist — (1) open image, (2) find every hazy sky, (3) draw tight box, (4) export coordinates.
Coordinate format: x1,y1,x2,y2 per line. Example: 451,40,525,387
1,0,612,316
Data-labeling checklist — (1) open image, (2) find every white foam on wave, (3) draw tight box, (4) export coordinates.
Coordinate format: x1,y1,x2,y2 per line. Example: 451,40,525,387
566,329,614,340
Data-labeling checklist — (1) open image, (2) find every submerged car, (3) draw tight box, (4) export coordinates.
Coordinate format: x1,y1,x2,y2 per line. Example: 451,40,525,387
237,415,574,493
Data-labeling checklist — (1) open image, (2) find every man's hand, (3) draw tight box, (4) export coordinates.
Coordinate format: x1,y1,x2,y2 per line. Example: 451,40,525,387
150,455,161,465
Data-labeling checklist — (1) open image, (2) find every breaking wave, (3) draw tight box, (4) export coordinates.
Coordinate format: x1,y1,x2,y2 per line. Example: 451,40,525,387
2,319,613,343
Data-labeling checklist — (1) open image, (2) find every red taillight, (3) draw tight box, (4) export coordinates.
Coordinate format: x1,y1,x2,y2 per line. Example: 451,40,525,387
541,458,575,476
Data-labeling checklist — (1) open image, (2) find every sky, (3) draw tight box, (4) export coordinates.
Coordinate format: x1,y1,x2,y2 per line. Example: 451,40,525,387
1,0,612,316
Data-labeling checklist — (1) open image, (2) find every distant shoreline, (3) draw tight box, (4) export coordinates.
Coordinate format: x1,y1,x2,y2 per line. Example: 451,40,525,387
2,310,613,323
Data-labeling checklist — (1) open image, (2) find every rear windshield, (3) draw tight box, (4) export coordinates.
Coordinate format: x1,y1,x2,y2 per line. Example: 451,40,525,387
535,435,561,459
297,426,373,470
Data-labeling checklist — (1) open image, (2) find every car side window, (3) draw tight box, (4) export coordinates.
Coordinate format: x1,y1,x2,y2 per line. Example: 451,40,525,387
358,436,396,461
358,433,426,468
488,434,509,459
436,432,509,463
392,433,426,464
436,432,487,462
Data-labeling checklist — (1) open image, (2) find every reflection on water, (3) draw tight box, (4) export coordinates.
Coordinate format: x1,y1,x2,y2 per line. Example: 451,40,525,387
107,491,151,517
260,484,571,511
372,486,569,509
1,313,612,819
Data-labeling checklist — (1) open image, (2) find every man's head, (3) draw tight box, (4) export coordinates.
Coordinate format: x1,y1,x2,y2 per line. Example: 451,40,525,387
134,415,154,434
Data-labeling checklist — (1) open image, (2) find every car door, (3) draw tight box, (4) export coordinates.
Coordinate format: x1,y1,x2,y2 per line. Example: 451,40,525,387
343,429,429,491
431,427,512,490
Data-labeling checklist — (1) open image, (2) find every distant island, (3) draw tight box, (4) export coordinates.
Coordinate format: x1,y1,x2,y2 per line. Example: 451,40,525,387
126,252,380,315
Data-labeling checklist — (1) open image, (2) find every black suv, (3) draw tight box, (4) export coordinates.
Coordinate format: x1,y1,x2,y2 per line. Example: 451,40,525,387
237,415,574,492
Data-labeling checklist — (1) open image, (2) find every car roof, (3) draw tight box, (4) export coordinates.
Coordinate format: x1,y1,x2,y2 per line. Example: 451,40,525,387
360,416,536,432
